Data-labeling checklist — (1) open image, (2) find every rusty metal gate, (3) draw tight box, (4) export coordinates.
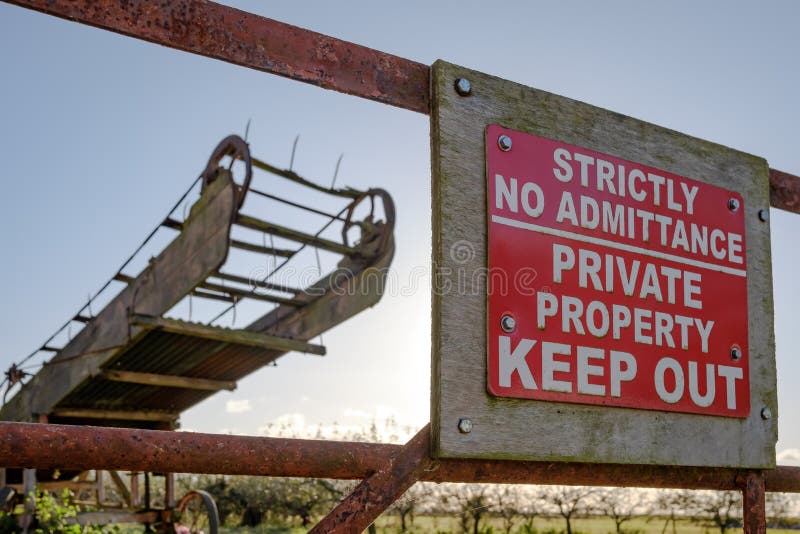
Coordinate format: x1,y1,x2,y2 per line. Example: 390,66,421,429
1,2,800,533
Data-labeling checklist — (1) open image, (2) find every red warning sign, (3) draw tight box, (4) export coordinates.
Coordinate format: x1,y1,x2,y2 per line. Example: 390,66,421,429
486,124,749,417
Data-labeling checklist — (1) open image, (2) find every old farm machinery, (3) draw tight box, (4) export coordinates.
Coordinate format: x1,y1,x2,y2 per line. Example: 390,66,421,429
0,135,395,531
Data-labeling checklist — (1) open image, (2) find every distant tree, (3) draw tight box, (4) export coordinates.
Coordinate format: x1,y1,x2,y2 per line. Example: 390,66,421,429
544,486,595,534
516,486,545,532
653,489,691,534
597,488,647,534
491,485,521,534
389,483,430,532
692,490,742,534
441,483,492,534
766,492,798,529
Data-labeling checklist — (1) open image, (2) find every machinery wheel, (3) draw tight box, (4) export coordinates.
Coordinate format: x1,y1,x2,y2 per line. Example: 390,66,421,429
174,490,219,534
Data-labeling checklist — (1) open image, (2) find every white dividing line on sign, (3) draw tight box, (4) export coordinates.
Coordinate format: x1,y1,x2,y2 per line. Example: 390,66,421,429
491,215,747,278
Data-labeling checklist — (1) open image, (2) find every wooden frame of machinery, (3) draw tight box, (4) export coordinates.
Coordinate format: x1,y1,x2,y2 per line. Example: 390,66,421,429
1,2,800,533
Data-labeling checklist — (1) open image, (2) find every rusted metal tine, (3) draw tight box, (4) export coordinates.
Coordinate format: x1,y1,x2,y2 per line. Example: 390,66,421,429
250,158,362,198
236,214,358,256
738,471,767,534
310,424,434,534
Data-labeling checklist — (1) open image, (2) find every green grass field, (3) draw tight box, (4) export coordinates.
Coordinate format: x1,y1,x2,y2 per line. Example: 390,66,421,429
204,514,799,534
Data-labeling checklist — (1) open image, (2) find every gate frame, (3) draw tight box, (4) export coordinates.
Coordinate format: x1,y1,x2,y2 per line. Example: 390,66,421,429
2,2,800,532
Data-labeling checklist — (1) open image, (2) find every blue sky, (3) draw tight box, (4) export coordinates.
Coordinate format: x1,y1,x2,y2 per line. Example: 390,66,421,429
0,1,798,464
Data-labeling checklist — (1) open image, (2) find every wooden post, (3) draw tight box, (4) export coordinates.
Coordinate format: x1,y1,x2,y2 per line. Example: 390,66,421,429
20,468,36,533
164,473,175,509
109,470,132,508
96,470,105,506
130,472,140,508
144,472,151,510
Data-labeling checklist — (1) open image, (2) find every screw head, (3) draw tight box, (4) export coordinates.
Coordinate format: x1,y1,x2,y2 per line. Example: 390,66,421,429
497,135,513,151
761,407,772,420
730,346,742,361
458,418,473,434
728,198,741,212
454,78,472,96
758,209,769,222
500,315,516,333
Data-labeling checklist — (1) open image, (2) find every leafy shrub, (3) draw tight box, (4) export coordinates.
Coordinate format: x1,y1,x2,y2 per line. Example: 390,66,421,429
0,490,117,534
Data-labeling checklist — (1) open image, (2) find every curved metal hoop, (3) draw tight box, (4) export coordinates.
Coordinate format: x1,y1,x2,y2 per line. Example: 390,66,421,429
176,489,220,534
202,135,253,209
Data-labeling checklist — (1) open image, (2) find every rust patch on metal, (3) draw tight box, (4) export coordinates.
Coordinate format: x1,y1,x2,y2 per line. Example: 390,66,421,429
770,168,800,214
2,422,800,494
310,424,433,533
739,471,767,534
0,422,396,478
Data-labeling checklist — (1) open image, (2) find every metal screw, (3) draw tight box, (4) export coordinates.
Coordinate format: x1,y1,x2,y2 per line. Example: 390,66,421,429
500,315,516,333
498,135,512,152
761,407,772,420
730,346,742,361
454,78,472,96
458,418,473,434
728,198,740,212
758,209,769,222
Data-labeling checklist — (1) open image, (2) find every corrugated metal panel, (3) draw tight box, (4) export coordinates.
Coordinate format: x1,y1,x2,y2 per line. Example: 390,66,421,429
56,330,284,415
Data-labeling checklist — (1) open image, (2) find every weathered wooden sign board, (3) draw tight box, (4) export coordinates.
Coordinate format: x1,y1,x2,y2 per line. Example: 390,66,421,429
430,60,777,468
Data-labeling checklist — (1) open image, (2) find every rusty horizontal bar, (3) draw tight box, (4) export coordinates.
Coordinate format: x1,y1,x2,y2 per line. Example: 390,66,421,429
432,457,800,493
1,423,799,492
769,168,800,214
2,0,429,114
0,423,395,479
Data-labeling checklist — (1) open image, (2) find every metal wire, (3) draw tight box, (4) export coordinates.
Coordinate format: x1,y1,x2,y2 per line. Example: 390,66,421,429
208,201,352,325
12,175,203,369
248,187,358,224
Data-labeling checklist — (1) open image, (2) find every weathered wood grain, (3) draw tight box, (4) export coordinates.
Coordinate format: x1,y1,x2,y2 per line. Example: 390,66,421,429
101,370,236,392
50,408,177,422
430,61,776,468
